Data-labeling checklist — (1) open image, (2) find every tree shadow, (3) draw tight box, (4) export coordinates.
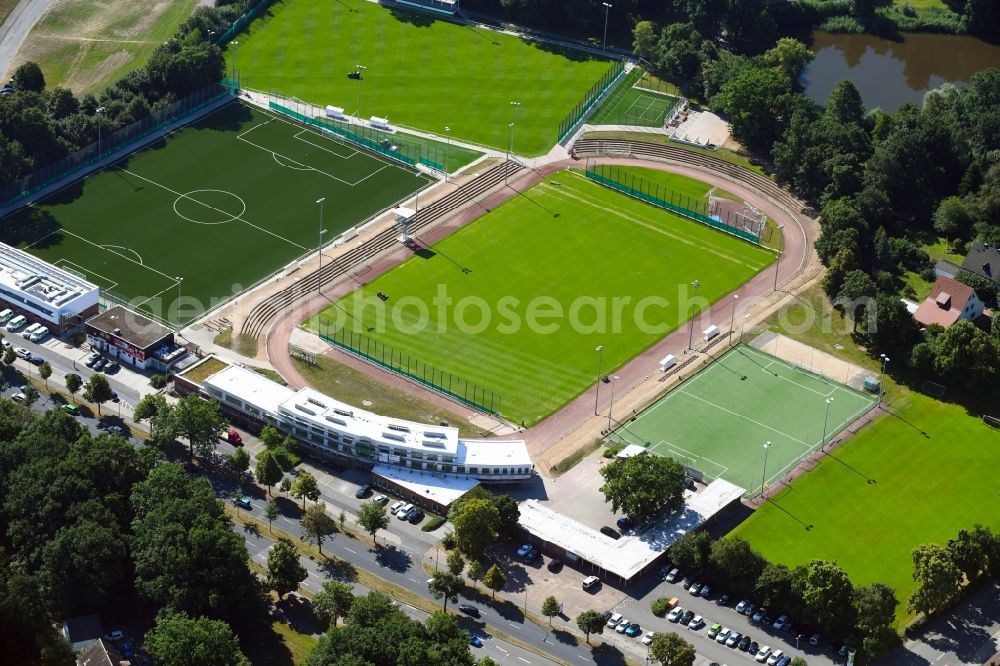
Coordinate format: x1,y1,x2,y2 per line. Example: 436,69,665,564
232,605,295,666
591,641,628,666
373,543,413,572
275,594,324,637
0,208,63,248
387,6,435,28
192,99,255,133
318,555,357,582
551,628,579,646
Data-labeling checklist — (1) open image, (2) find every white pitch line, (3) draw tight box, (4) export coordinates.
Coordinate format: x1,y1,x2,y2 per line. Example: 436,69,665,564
237,134,357,186
349,164,388,187
61,230,177,281
293,128,358,160
678,390,810,446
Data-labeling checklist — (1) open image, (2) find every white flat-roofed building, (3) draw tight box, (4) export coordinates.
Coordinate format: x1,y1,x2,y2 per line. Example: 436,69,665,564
0,242,99,331
371,464,479,513
204,365,532,482
518,479,745,583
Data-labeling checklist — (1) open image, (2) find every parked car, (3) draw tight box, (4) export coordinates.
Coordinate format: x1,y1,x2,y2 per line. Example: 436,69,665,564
61,404,80,416
707,623,722,639
715,627,731,644
688,581,701,595
395,503,414,519
105,361,120,373
809,633,822,646
606,613,622,628
374,495,389,506
752,607,767,623
600,526,621,540
11,392,25,402
355,484,371,498
688,615,705,630
738,635,752,651
755,646,771,663
716,593,730,606
667,607,684,623
547,558,563,573
726,631,742,648
14,347,30,359
699,584,711,598
666,568,680,582
458,604,480,617
236,496,252,509
773,614,789,630
736,599,750,614
85,352,100,367
516,544,534,558
407,508,424,523
776,656,792,666
467,631,482,648
616,516,631,531
742,602,756,617
615,618,630,633
103,630,124,641
680,610,694,626
641,631,654,646
390,500,404,513
582,575,600,591
1,339,10,349
93,358,107,371
624,623,642,638
749,641,759,655
29,354,43,366
767,649,784,665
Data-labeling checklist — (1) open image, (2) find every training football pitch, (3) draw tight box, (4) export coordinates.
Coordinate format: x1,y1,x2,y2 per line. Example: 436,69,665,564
1,102,431,327
733,392,1000,625
229,0,614,156
304,170,773,425
590,74,682,127
612,345,877,494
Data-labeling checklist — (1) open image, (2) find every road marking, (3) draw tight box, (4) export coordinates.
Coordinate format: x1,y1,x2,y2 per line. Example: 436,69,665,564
344,547,358,554
576,655,591,663
494,646,508,654
517,658,530,664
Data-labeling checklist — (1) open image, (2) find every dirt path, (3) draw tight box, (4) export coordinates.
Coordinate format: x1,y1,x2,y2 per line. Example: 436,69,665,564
263,155,820,460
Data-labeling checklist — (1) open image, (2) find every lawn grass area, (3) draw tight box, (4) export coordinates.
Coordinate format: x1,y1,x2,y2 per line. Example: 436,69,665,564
304,170,773,425
580,131,771,178
2,101,429,327
230,0,612,156
180,356,230,385
900,269,935,301
0,0,17,27
732,392,1000,626
588,165,741,205
291,355,491,439
215,327,259,358
268,621,317,665
10,0,197,92
615,345,876,493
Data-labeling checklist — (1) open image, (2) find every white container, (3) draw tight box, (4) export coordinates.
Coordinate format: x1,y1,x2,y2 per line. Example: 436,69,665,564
703,325,719,341
658,354,677,372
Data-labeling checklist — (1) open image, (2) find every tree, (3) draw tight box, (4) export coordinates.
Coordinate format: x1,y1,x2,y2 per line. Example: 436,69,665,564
599,454,686,523
12,62,45,93
716,66,793,154
930,319,999,390
279,476,292,494
2,347,15,367
482,564,506,600
427,571,464,612
259,424,284,448
301,502,336,555
632,20,658,61
452,498,500,561
822,248,857,299
172,394,225,458
338,510,346,531
356,499,390,544
133,393,167,433
144,611,250,666
908,543,963,616
266,537,306,600
668,531,713,579
860,293,922,359
763,37,814,81
836,269,877,325
22,385,39,409
37,361,51,389
229,447,250,477
290,471,320,510
934,196,973,239
649,631,696,666
313,581,354,627
798,560,856,636
264,499,279,533
446,549,465,577
541,596,560,627
755,562,796,609
466,559,483,590
946,526,992,583
853,582,898,636
82,373,113,415
709,537,767,597
65,373,82,403
825,80,865,125
494,494,521,541
655,23,705,84
576,610,604,645
255,451,282,496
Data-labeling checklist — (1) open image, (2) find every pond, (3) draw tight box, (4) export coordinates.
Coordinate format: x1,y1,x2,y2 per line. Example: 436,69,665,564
802,31,1000,112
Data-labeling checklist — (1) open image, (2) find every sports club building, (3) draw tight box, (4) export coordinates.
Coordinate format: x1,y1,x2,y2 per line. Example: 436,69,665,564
85,305,187,371
0,242,99,332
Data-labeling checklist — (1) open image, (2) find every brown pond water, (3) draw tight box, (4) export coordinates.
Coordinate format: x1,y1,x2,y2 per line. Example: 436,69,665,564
802,31,1000,112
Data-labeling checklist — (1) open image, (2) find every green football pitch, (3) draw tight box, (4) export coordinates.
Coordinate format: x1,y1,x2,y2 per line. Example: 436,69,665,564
612,345,877,494
0,102,431,327
304,170,774,425
590,72,682,127
732,392,1000,625
228,0,614,156
0,103,429,325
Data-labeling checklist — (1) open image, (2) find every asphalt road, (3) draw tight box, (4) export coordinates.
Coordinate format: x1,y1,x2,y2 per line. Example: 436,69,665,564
0,0,54,78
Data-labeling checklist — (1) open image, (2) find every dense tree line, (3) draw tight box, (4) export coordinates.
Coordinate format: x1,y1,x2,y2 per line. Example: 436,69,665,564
668,533,899,657
0,401,260,664
908,524,1000,619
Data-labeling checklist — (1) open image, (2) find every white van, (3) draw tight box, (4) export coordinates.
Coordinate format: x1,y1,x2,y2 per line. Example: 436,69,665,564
22,323,40,339
396,503,414,519
6,315,27,332
29,325,48,342
0,309,12,324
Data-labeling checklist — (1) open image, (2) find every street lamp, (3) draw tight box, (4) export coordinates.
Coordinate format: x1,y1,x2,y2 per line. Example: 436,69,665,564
506,101,521,184
879,354,890,405
95,106,106,156
774,225,785,292
231,40,239,84
687,279,700,350
730,294,739,346
822,397,834,447
444,126,451,181
356,64,367,118
601,3,613,51
593,345,604,415
607,375,620,431
760,441,771,499
316,198,326,292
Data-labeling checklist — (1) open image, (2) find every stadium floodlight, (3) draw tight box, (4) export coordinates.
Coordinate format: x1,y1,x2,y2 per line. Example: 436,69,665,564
506,105,520,184
231,40,239,84
822,397,834,447
879,354,890,405
730,294,739,346
688,279,700,350
602,3,613,51
316,198,326,292
95,106,106,155
774,224,785,291
607,375,621,431
594,345,604,415
356,64,368,118
759,441,771,499
444,126,451,181
175,276,184,311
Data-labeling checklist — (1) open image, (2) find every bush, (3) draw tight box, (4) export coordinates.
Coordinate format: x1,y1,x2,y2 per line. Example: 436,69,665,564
150,374,168,389
820,15,864,32
919,267,936,283
441,532,457,550
421,515,447,532
651,597,674,616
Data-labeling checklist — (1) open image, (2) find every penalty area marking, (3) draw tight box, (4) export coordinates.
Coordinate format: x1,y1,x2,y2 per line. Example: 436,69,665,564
100,244,144,265
53,259,118,291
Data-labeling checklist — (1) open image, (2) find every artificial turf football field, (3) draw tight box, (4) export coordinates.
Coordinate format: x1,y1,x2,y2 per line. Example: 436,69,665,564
228,0,614,156
304,170,774,425
0,101,430,327
732,392,1000,624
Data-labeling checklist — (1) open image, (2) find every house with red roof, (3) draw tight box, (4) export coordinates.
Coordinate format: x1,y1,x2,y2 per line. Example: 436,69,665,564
913,276,984,328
